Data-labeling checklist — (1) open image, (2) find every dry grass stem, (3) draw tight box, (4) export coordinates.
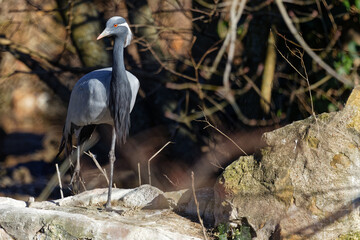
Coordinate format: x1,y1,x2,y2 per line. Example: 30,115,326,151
85,151,109,185
148,141,173,185
55,163,64,199
191,171,208,240
275,0,353,86
138,162,141,186
38,136,98,201
203,119,248,156
163,174,178,187
38,157,70,201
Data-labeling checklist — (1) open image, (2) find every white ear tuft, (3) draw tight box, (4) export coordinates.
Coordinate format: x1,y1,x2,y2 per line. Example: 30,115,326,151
125,29,132,48
120,22,132,48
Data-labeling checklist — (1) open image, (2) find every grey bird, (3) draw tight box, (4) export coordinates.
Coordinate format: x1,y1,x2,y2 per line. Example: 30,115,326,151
58,16,139,209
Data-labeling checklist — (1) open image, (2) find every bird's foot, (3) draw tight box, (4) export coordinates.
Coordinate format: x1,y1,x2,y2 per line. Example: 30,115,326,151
105,201,112,211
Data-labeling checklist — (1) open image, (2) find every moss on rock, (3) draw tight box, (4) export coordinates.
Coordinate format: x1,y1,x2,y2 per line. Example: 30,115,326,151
219,156,259,196
338,232,360,240
306,135,320,148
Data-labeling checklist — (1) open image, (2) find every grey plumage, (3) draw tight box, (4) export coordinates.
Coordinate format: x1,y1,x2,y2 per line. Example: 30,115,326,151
57,16,139,209
61,68,138,152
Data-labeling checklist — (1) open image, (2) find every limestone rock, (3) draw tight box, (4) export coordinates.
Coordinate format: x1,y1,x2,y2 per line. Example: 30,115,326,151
121,184,169,209
0,185,203,240
214,87,360,239
168,188,214,225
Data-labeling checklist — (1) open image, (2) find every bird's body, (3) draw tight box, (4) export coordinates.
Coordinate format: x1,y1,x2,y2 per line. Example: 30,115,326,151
58,16,139,209
64,68,139,137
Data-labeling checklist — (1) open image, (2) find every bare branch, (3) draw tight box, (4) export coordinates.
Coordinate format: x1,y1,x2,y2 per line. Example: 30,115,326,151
84,151,109,185
56,164,64,199
201,118,248,156
275,0,353,86
148,141,173,185
191,171,209,240
223,0,248,92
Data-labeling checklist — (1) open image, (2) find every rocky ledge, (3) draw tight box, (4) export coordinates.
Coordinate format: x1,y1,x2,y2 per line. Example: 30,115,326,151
0,185,209,240
3,87,360,240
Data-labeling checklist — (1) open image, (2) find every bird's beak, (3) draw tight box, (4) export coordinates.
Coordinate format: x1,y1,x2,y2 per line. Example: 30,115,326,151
97,29,111,40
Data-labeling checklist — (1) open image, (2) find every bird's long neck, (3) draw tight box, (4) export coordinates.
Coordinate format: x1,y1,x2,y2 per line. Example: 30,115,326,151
109,38,132,145
112,40,126,82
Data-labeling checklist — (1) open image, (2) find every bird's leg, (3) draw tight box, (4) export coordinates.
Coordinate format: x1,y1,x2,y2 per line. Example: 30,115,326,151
105,128,117,210
70,139,81,193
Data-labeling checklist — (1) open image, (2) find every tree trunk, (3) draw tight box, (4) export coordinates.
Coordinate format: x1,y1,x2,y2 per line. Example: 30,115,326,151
57,0,111,67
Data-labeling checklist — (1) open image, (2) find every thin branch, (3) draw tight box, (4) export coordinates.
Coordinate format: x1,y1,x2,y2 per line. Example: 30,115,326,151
56,163,64,199
84,151,109,185
293,75,332,95
191,171,209,240
275,0,353,86
201,117,248,156
148,141,173,185
138,162,141,187
274,44,307,80
163,174,179,187
144,41,197,82
37,135,98,201
223,0,248,91
203,34,230,80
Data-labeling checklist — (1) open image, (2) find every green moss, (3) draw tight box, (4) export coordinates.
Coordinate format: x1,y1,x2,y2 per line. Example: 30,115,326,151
221,156,257,195
338,232,360,240
260,147,271,157
318,112,330,122
306,135,319,148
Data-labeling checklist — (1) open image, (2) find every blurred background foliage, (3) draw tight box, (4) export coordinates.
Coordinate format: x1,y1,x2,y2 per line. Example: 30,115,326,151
0,0,359,200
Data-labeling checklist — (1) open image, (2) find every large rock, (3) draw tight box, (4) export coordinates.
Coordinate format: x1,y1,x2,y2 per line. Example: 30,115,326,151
0,185,203,240
214,87,360,239
166,188,215,225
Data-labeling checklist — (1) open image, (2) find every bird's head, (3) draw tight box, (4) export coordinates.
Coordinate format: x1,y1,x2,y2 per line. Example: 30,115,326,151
97,16,132,47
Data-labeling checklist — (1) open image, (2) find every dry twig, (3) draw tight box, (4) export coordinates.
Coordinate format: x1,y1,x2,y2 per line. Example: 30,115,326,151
56,163,64,199
275,0,353,86
201,117,248,156
85,151,109,185
138,162,141,187
148,141,173,185
223,0,248,92
191,171,208,240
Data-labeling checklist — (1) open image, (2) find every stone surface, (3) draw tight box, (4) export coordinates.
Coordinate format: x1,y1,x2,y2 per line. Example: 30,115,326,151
214,87,360,240
0,185,203,240
170,188,215,225
5,88,360,239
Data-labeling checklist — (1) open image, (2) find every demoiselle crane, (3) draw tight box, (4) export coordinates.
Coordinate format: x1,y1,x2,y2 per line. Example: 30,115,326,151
58,16,139,209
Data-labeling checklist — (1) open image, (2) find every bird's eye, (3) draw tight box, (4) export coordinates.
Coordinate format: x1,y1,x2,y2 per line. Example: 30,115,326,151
113,24,118,27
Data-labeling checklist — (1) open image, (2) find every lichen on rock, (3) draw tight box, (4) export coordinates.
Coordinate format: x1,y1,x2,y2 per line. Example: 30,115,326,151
214,87,360,240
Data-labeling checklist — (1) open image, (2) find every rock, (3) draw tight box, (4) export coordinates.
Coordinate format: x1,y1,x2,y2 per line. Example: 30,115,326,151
214,156,286,239
121,184,169,209
0,228,12,240
167,188,214,225
214,87,360,239
0,185,203,240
